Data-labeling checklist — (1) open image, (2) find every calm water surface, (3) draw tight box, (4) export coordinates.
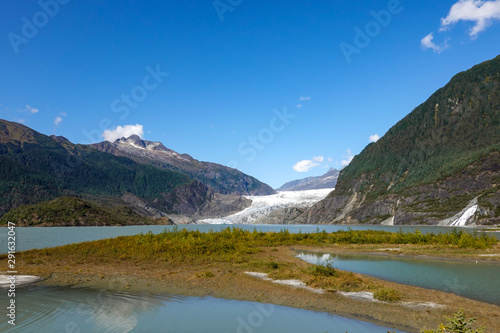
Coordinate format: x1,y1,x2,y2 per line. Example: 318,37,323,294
297,252,500,306
1,224,498,254
0,286,407,333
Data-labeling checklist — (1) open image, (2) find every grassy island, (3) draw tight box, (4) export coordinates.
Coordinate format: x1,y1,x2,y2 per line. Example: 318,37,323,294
2,228,499,332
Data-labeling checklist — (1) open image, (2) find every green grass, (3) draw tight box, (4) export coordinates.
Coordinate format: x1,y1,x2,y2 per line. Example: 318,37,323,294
26,228,497,266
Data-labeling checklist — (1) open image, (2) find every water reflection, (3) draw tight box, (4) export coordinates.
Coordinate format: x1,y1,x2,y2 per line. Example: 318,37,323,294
0,286,407,333
297,252,500,305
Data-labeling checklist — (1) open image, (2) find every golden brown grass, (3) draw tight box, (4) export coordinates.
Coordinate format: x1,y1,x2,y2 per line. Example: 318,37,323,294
1,229,499,333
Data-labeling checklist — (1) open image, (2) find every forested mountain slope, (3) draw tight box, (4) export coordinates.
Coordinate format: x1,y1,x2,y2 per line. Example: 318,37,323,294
297,55,500,225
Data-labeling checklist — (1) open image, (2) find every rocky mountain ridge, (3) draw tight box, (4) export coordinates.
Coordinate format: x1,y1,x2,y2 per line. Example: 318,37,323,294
277,168,339,191
91,135,275,196
0,120,251,223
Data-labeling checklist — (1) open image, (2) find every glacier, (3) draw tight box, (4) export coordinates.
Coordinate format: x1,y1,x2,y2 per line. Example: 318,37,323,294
198,188,333,224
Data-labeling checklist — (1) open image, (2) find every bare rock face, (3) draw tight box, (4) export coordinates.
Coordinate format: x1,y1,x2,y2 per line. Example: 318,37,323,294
295,152,500,225
196,194,252,219
121,194,170,218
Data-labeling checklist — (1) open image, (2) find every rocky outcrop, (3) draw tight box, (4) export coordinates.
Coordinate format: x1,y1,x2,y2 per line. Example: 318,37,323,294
295,152,500,225
121,194,170,218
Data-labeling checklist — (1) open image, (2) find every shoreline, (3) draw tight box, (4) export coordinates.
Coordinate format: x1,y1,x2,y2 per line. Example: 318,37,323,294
4,244,500,333
292,245,500,265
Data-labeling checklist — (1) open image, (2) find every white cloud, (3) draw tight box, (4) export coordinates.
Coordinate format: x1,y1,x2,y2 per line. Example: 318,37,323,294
420,33,447,53
299,96,311,101
297,104,303,108
103,124,144,142
293,155,328,172
54,112,67,128
341,149,354,167
327,157,333,162
440,0,500,38
369,134,380,143
24,105,39,114
293,160,320,173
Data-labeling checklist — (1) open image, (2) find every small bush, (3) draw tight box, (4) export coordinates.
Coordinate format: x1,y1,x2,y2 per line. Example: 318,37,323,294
268,261,279,269
374,288,401,302
421,309,484,333
203,271,215,278
310,263,336,277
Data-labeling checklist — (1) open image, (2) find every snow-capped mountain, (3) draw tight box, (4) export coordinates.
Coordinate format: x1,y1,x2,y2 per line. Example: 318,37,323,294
277,168,339,191
91,135,275,196
198,188,333,224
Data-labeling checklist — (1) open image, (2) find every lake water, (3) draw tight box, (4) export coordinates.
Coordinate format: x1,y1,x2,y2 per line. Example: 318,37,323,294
1,224,498,254
0,286,407,333
297,252,500,306
0,224,497,332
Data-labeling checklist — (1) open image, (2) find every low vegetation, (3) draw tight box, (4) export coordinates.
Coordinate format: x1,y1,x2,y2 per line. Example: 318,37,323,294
373,288,401,302
0,197,173,226
422,309,485,333
24,227,496,261
5,228,499,333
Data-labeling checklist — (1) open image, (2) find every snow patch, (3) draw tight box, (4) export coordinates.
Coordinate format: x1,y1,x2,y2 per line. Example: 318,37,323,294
338,291,377,302
244,272,324,294
402,302,445,309
0,275,41,288
199,188,333,224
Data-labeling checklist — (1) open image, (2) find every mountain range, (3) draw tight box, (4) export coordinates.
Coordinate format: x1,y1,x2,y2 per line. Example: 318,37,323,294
91,135,274,196
293,55,500,226
277,168,339,191
0,120,271,224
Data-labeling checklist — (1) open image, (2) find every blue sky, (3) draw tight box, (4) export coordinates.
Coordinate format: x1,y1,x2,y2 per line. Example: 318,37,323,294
1,0,500,188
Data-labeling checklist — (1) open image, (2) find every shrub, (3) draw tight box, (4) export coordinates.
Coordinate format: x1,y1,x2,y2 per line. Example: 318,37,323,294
310,263,336,277
374,288,401,302
421,309,484,333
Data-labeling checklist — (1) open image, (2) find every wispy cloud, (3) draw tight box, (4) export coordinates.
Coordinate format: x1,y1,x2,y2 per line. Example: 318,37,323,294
420,33,448,53
341,149,354,167
440,0,500,38
103,124,144,142
296,104,303,108
369,134,380,143
54,116,63,126
54,112,67,129
299,96,311,101
24,105,39,114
